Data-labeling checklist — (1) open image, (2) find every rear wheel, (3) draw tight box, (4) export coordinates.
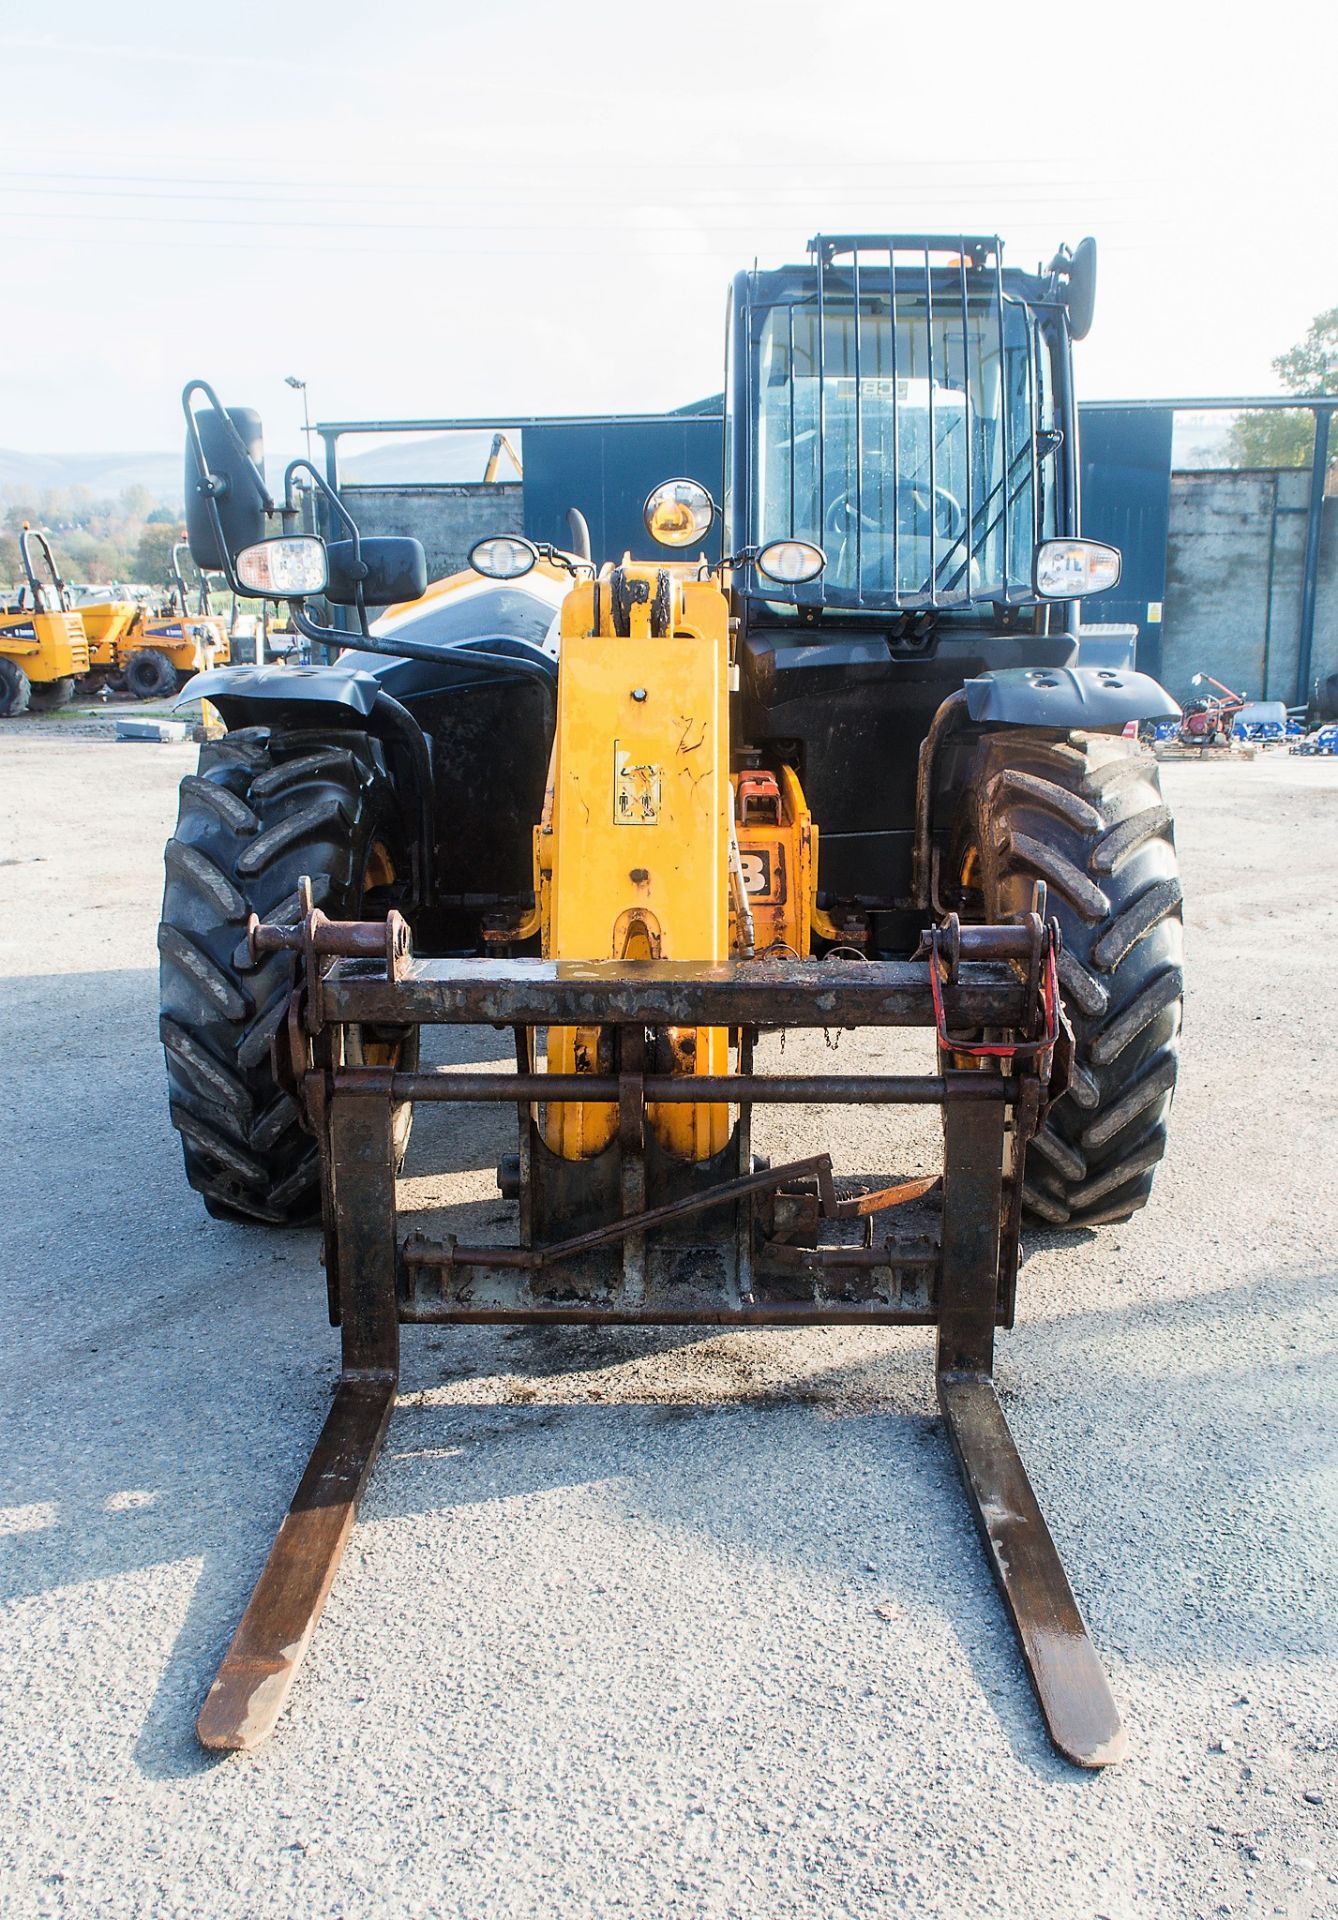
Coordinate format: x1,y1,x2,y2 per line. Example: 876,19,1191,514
29,676,76,712
158,726,416,1224
953,728,1183,1227
124,649,178,700
0,659,32,717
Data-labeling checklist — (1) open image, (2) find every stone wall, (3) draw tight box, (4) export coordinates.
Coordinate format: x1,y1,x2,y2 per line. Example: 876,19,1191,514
1162,469,1335,705
338,483,523,583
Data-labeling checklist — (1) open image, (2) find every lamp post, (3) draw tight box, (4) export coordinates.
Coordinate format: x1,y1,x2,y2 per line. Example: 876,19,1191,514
285,375,314,462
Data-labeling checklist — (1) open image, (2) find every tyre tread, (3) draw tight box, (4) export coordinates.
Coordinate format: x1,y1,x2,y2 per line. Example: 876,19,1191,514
158,727,405,1225
958,729,1183,1230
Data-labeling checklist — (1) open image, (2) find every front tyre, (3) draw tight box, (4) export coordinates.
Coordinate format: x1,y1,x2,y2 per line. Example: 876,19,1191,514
0,659,32,717
158,726,415,1224
124,649,179,700
954,729,1184,1227
29,676,76,712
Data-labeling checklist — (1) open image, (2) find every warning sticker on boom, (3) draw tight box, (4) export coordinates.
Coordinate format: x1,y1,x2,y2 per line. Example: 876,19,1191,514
613,743,662,824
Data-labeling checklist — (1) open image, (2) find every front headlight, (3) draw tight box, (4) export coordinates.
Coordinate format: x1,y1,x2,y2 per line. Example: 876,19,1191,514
235,536,328,599
469,534,538,580
756,539,826,585
1033,538,1121,598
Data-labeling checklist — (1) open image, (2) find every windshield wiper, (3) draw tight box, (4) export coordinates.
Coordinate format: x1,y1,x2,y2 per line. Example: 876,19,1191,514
925,433,1059,601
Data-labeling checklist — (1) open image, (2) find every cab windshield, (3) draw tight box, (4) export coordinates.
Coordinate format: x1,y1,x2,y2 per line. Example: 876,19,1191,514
752,291,1055,608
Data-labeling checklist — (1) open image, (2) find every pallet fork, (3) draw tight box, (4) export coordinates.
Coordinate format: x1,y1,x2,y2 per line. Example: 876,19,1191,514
196,894,1126,1770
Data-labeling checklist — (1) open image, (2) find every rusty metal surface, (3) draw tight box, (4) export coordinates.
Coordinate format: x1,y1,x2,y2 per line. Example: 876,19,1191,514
934,1095,1126,1768
196,1375,395,1753
397,1298,939,1326
203,895,1126,1770
332,1068,1012,1106
197,1092,402,1754
319,955,1032,1031
937,1374,1128,1769
403,1152,836,1272
250,901,411,977
833,1173,941,1218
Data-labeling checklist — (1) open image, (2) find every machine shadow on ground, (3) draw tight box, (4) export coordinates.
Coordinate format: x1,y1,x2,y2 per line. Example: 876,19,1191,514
2,1245,1331,1785
3,966,1332,1792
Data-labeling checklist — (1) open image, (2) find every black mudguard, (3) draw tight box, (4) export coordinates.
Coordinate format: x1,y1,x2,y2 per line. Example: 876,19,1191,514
963,664,1179,729
177,663,389,736
176,663,437,907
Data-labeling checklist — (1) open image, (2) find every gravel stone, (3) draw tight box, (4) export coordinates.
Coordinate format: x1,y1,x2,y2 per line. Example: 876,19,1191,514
1,732,1335,1919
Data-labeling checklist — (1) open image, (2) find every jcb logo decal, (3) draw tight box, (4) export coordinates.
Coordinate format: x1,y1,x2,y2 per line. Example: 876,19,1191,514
739,846,787,900
739,850,770,895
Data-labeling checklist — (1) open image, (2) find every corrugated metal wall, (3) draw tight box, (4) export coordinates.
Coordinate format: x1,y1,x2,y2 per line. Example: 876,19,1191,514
335,416,1335,706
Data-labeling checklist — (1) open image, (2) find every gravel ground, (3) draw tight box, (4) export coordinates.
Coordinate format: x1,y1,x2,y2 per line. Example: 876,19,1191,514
0,722,1335,1920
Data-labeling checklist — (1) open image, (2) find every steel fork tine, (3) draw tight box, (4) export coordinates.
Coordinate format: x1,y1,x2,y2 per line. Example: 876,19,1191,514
938,1373,1127,1768
197,1376,395,1752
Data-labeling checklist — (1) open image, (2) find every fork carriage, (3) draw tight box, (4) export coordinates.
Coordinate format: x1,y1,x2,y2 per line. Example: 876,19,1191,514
196,898,1126,1771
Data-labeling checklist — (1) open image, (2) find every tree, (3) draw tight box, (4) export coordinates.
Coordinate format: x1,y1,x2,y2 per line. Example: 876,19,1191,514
134,521,186,585
0,484,187,583
4,501,39,536
1228,308,1337,475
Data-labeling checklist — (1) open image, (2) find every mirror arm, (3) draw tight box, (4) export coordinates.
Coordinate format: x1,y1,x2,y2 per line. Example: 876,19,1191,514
703,545,758,579
281,457,373,636
534,542,594,579
181,379,276,598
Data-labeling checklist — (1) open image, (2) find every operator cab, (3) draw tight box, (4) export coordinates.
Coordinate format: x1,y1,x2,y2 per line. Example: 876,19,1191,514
726,235,1095,626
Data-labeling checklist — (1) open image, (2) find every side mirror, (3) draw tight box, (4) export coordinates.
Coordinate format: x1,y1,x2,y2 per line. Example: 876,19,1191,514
326,536,428,607
185,402,268,570
1033,538,1120,598
1062,236,1097,342
643,478,716,548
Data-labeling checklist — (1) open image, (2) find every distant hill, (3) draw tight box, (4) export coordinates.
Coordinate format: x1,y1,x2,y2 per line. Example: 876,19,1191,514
0,447,183,503
0,432,514,500
339,432,514,484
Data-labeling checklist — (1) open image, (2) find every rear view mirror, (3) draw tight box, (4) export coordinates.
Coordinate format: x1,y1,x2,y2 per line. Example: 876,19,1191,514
1033,537,1120,598
644,478,716,548
184,399,268,570
1062,236,1097,341
326,537,428,607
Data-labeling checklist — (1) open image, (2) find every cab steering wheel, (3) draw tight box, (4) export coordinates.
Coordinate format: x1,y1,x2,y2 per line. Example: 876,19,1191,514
824,481,966,547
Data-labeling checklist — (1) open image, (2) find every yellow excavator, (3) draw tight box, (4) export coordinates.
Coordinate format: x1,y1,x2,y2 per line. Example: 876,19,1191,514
0,526,89,716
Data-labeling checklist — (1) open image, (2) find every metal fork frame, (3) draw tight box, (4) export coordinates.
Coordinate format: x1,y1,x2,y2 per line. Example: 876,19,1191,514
197,930,1126,1770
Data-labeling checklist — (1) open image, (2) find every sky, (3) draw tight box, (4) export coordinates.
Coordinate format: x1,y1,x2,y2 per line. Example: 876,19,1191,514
3,0,1335,468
